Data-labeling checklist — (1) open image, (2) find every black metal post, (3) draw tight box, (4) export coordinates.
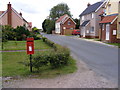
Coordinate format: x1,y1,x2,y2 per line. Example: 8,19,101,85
30,54,32,72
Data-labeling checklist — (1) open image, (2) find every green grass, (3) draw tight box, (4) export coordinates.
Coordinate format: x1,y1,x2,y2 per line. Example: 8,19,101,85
2,51,77,78
2,40,52,51
107,43,120,48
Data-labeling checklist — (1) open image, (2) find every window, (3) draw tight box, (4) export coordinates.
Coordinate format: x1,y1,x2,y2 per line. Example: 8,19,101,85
91,13,94,18
87,30,89,33
82,16,85,20
68,21,71,25
90,27,94,33
63,27,66,29
70,28,73,30
108,5,111,14
102,24,104,31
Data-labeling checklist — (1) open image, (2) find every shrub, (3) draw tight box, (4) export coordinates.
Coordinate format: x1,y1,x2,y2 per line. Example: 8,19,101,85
31,47,70,70
42,37,47,42
32,54,50,71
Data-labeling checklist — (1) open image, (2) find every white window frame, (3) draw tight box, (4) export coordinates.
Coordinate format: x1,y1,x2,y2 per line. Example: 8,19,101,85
90,27,94,33
68,21,71,25
91,13,94,19
102,24,104,31
82,16,85,20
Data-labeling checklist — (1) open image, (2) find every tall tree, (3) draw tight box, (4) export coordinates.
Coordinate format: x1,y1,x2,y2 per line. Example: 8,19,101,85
42,3,72,34
74,18,80,29
49,3,72,20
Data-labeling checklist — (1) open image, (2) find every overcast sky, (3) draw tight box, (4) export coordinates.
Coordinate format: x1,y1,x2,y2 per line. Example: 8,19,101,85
0,0,102,29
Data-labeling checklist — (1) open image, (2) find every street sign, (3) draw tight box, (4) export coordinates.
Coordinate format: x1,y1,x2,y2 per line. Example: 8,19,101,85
26,37,34,54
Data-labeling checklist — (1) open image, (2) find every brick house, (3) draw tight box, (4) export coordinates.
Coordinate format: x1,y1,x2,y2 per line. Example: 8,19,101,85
99,0,120,43
55,14,76,35
0,2,32,31
79,1,106,38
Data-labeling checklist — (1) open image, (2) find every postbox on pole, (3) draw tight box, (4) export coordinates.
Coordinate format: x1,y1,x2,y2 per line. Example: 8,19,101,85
26,37,34,54
26,37,34,72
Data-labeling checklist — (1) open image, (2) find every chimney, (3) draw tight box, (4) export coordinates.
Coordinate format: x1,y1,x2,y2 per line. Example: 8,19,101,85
7,2,12,26
19,12,22,16
87,3,91,7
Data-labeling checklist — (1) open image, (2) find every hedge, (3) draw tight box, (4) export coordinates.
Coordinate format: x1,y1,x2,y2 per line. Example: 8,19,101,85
29,37,70,70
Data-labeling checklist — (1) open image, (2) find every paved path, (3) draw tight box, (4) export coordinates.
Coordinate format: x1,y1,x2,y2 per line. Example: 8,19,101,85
1,49,53,52
43,34,119,85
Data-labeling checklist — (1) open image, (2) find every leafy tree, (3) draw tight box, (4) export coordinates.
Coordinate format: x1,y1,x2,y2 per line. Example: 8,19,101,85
32,27,39,34
42,19,47,32
49,3,72,20
2,25,16,42
42,3,71,34
42,19,55,34
74,18,80,29
14,26,30,40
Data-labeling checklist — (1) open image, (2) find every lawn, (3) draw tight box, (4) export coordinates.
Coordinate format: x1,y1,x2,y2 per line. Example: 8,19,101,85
107,43,120,48
2,51,77,78
2,40,77,78
2,40,52,51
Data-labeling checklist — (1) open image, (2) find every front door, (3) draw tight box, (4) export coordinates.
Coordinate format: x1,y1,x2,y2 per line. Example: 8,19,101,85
106,24,110,40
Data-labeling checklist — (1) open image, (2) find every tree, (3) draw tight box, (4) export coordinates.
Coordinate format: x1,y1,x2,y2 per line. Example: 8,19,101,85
14,26,30,40
2,25,16,42
42,3,72,34
49,3,72,20
42,19,55,34
74,18,80,29
32,27,39,34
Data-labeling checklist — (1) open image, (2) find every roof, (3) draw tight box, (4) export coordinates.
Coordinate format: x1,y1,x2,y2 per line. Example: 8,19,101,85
99,15,118,24
0,11,5,15
56,14,68,23
79,2,103,16
0,3,28,23
56,14,76,24
81,20,90,27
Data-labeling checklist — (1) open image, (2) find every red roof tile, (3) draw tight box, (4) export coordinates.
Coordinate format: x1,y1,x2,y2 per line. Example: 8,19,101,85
99,15,117,24
56,14,68,23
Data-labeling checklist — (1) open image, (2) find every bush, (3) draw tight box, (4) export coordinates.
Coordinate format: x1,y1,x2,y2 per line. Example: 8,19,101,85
31,47,70,70
32,54,50,71
27,39,70,70
42,37,47,42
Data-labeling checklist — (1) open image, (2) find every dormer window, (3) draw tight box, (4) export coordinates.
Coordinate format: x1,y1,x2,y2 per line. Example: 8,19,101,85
82,16,85,20
68,21,71,25
108,5,111,14
91,13,94,18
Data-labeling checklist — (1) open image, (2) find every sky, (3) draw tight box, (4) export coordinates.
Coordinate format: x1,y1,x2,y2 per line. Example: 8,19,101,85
0,0,102,29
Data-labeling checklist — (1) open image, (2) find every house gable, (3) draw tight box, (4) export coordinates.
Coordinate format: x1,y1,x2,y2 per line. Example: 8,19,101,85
79,2,103,17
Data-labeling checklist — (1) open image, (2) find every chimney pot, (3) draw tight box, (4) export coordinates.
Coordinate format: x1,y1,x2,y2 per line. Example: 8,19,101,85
87,3,91,7
19,12,22,16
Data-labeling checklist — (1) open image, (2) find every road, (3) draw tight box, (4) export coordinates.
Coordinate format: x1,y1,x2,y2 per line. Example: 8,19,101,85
43,34,119,84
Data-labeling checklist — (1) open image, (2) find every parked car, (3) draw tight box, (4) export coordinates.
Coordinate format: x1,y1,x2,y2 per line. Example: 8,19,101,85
72,30,80,35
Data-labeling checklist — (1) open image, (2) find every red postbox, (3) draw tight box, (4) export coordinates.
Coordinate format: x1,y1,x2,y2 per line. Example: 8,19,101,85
26,37,34,54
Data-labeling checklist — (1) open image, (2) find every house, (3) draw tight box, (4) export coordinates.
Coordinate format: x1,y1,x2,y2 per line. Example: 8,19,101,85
79,1,106,38
0,2,32,31
55,14,76,35
99,0,120,43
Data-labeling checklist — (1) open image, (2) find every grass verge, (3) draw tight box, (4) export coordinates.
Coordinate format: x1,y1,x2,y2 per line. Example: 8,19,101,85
2,40,52,51
2,51,77,78
107,43,120,48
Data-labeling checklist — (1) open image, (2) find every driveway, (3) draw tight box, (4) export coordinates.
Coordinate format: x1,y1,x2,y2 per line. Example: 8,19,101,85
43,34,119,84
